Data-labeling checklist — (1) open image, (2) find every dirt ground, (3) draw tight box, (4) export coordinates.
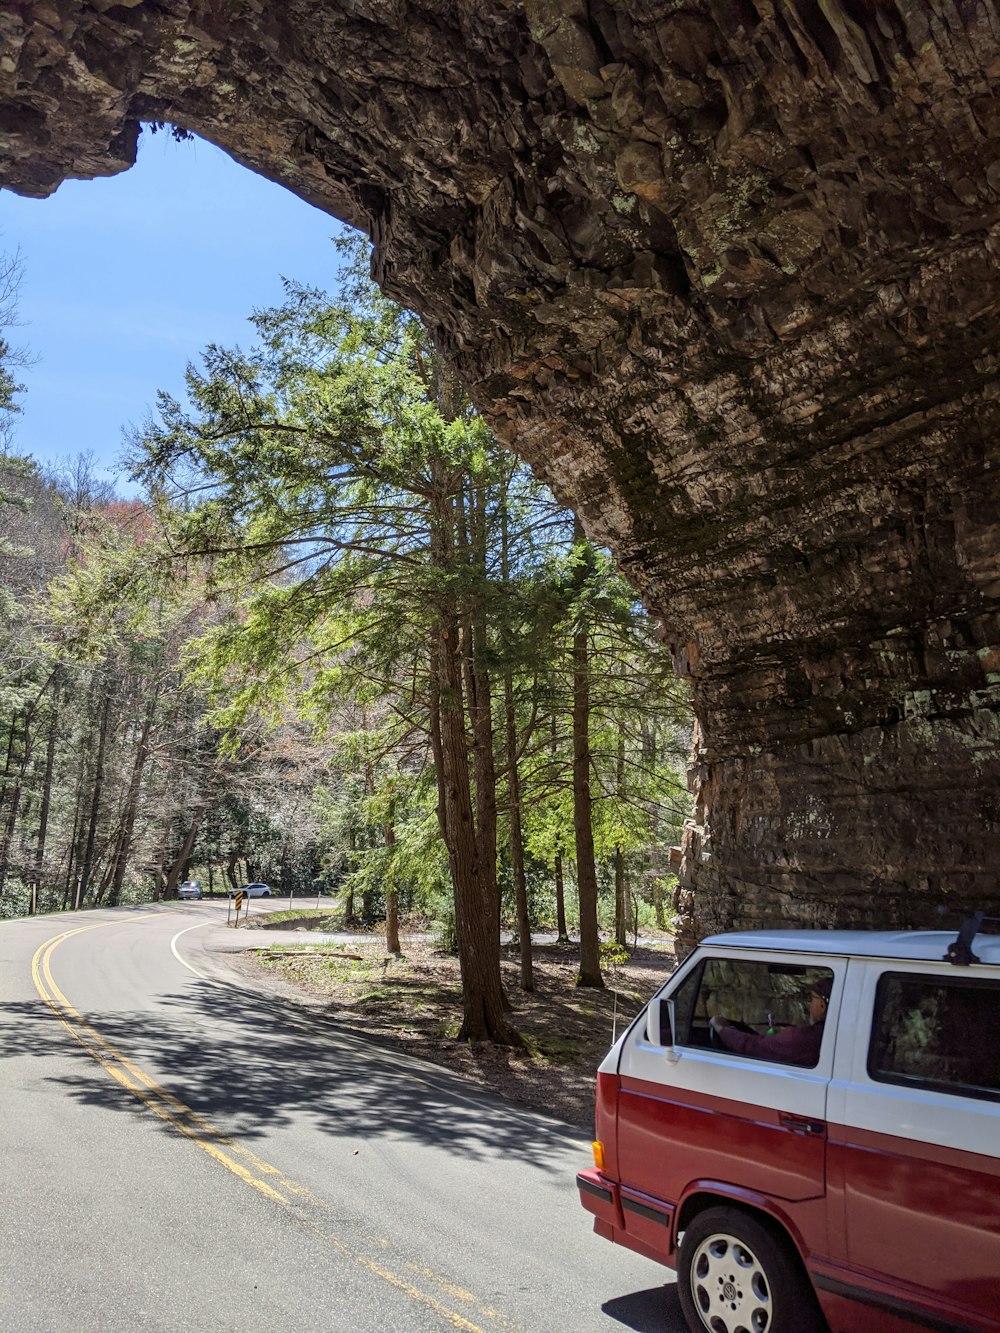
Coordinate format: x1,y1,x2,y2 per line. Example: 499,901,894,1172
231,918,677,1129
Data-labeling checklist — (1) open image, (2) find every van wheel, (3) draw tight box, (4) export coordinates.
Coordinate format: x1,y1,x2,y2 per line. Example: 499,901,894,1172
677,1206,825,1333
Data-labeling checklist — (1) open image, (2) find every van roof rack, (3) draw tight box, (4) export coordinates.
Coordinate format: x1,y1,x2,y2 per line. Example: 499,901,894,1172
937,909,1000,965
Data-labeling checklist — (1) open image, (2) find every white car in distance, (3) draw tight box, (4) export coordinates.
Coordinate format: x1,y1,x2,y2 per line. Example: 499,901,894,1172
229,882,271,899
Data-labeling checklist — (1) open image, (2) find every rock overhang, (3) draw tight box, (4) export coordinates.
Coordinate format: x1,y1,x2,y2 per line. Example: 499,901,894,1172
3,0,999,935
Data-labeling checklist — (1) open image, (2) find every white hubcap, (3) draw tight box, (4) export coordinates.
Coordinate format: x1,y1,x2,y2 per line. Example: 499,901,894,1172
689,1231,772,1333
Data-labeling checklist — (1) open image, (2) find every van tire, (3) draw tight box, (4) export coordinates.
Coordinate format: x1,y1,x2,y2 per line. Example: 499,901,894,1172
677,1205,825,1333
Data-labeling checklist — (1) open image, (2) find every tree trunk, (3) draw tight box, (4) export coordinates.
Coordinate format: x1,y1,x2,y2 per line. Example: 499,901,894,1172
498,476,532,989
643,721,666,929
437,623,516,1041
343,826,356,924
0,711,32,892
427,661,455,949
428,464,519,1045
549,711,570,943
77,685,112,906
505,672,533,991
64,766,87,910
614,847,628,948
384,802,401,956
458,481,500,933
614,728,628,947
555,853,569,943
164,806,206,897
109,689,158,906
0,709,19,816
34,691,59,881
344,826,357,922
572,519,603,988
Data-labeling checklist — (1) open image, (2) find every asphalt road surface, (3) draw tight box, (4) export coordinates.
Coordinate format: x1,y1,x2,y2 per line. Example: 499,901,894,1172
0,903,684,1332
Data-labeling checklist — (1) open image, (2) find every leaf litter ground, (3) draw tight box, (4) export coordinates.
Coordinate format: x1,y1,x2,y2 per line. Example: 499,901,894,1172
229,914,676,1129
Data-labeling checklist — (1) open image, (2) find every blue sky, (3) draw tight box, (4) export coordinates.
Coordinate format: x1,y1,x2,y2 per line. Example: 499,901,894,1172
0,132,347,491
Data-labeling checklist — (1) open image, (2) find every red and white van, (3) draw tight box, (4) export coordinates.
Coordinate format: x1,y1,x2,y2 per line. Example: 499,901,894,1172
577,925,1000,1333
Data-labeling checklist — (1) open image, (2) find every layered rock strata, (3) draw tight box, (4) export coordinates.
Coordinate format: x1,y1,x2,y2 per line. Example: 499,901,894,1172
3,1,999,941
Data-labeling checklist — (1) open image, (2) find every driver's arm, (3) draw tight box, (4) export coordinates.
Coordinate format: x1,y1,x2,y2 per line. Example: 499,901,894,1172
711,1018,822,1066
713,1019,776,1057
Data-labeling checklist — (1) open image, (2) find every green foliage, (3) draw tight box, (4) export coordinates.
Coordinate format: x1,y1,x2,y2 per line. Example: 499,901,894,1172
431,895,458,954
600,940,630,970
0,879,60,919
263,909,344,928
0,231,692,1002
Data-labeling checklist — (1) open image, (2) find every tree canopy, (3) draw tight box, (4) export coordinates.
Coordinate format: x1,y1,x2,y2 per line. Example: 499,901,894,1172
0,238,692,1042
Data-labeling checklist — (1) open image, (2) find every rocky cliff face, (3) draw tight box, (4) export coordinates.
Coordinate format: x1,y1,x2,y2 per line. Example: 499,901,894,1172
3,1,999,941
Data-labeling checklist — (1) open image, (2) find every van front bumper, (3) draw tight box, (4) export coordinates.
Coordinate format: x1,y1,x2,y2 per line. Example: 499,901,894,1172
577,1167,620,1239
577,1169,676,1268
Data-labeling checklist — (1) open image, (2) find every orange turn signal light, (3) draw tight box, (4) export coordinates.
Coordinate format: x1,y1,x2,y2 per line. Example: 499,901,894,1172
592,1140,606,1170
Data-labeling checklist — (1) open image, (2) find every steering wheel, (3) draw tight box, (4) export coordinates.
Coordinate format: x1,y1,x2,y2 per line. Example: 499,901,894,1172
710,1018,756,1046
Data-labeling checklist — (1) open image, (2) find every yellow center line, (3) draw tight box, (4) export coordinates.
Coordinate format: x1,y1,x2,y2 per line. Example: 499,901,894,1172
33,926,289,1202
30,916,497,1332
405,1262,512,1325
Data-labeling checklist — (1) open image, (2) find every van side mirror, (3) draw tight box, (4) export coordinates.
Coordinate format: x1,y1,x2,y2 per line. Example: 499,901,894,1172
646,996,676,1048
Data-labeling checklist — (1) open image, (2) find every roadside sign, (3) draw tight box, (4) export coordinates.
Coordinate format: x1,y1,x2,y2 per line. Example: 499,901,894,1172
234,891,244,912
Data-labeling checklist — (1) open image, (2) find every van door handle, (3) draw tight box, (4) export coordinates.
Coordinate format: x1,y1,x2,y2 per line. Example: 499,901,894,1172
779,1112,826,1137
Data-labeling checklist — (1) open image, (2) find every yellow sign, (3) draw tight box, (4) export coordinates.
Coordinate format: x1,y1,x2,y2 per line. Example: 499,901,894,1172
234,892,244,912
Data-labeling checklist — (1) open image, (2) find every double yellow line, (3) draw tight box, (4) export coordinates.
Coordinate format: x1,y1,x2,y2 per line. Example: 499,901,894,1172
32,919,501,1332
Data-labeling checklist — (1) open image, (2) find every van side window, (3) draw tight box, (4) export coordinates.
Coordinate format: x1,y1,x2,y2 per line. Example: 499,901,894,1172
868,973,1000,1103
675,957,833,1066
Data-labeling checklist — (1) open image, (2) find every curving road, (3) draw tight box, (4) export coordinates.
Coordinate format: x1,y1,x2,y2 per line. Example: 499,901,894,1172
0,904,683,1332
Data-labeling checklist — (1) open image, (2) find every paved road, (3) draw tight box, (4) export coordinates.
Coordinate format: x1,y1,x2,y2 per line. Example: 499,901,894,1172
0,904,684,1332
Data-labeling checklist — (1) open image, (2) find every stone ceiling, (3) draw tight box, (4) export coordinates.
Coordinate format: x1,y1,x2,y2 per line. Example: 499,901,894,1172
2,1,999,937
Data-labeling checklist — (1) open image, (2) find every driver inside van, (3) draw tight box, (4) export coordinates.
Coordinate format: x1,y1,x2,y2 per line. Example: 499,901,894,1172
709,976,833,1067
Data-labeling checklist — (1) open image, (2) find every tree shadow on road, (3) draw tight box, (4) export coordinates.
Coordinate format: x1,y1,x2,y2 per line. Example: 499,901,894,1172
0,980,595,1174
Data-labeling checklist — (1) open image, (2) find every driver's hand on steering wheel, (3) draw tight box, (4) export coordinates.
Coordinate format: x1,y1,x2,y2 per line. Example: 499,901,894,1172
709,1016,727,1034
